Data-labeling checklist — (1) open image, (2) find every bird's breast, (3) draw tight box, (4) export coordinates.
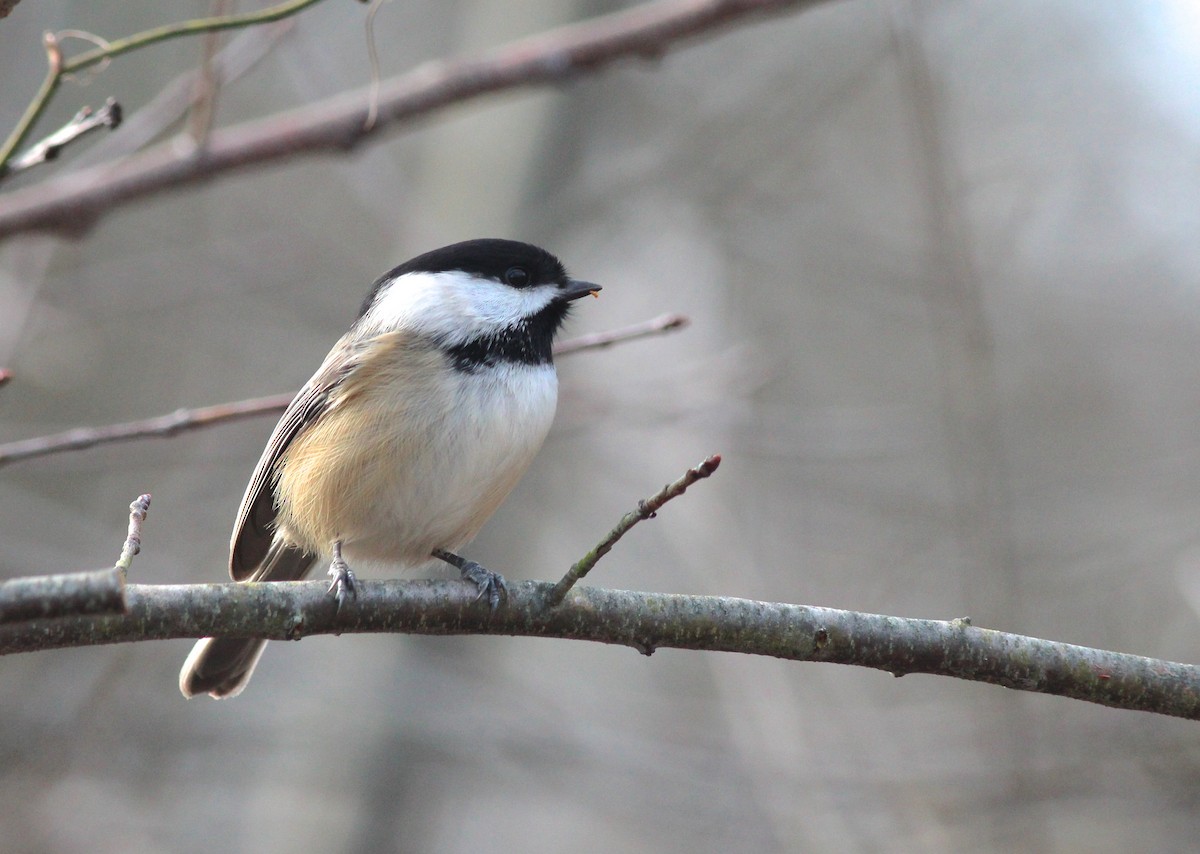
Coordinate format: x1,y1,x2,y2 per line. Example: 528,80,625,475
273,347,559,567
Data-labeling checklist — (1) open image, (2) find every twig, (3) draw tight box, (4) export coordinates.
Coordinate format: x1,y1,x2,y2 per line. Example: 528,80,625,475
186,0,234,146
77,22,294,167
0,31,66,180
116,494,153,572
0,0,832,237
362,0,386,132
0,494,148,622
0,577,1197,720
0,393,294,467
544,454,722,606
0,314,688,467
0,0,328,175
55,0,321,73
553,312,688,355
6,98,123,176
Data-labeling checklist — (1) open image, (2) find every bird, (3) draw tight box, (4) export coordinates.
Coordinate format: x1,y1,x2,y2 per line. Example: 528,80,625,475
179,238,600,698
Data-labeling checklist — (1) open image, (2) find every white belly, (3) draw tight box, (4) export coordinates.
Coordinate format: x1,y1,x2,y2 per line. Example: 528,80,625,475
275,358,558,568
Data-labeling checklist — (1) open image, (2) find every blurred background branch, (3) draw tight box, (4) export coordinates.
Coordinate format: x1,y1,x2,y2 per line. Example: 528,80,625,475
0,313,688,467
0,0,326,175
0,0,831,238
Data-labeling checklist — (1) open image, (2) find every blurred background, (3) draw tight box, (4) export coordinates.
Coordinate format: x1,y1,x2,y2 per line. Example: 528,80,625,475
3,0,1200,851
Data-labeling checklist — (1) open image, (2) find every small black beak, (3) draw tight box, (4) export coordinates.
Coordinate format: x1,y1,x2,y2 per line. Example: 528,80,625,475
560,278,602,301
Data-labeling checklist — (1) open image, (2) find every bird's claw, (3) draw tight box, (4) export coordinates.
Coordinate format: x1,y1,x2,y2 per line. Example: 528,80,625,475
327,557,358,613
459,560,507,611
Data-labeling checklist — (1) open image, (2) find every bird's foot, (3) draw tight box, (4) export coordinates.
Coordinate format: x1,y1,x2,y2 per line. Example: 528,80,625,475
326,542,358,613
432,548,507,611
459,560,508,611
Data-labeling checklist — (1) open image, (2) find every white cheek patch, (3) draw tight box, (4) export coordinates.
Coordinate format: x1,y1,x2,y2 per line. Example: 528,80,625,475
362,270,558,344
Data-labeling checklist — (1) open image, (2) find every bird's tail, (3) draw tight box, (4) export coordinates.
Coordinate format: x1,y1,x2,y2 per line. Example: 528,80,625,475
179,542,318,699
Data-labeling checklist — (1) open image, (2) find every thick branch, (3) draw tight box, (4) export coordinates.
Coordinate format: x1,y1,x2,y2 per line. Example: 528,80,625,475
0,578,1196,720
0,0,830,238
0,567,125,623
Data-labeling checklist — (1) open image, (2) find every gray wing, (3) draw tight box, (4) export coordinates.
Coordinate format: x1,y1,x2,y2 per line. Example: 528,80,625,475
228,336,358,580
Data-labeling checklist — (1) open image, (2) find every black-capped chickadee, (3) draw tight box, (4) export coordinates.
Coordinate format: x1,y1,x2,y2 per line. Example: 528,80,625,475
179,239,600,698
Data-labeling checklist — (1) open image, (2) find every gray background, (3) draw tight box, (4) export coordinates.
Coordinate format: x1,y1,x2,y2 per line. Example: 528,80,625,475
3,1,1200,851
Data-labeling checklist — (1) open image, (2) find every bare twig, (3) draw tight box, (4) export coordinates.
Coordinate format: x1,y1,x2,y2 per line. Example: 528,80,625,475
553,312,688,355
0,393,293,467
545,454,722,606
0,495,149,623
6,98,123,176
0,0,327,174
186,0,233,146
0,577,1196,720
116,494,153,572
362,0,387,132
0,0,832,237
0,31,67,180
0,315,687,467
78,22,294,167
54,0,320,73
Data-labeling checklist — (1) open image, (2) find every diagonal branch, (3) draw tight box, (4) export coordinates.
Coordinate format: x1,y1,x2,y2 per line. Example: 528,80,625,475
552,312,688,356
0,0,833,238
545,453,721,605
0,314,687,467
0,393,294,468
0,577,1197,721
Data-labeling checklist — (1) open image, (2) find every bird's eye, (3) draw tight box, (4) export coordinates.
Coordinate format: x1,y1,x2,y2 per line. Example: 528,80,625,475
504,266,530,287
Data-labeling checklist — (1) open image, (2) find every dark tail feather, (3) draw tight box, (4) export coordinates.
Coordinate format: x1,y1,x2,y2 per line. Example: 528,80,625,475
179,543,318,699
179,636,270,699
